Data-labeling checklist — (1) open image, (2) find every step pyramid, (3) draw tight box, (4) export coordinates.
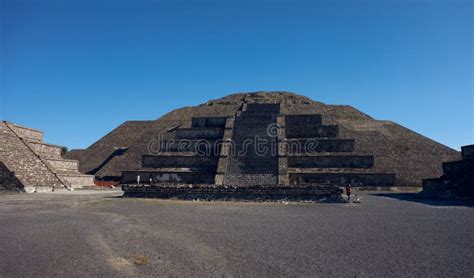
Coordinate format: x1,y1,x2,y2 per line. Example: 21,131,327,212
0,121,95,192
66,92,460,198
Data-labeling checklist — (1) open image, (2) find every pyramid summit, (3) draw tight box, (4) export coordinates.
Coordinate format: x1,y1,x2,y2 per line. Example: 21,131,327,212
64,91,459,198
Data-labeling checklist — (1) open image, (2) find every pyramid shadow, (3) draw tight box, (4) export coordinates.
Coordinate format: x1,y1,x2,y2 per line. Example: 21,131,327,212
370,192,474,208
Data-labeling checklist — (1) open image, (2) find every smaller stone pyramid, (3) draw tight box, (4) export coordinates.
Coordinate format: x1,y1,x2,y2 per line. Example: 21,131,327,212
0,121,95,192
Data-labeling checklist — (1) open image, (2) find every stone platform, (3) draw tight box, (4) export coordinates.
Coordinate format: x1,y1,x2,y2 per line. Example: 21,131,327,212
122,183,344,202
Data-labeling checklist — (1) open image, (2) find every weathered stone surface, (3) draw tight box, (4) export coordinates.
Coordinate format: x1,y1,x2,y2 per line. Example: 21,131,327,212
461,144,474,160
223,103,280,186
67,92,460,190
287,155,374,168
285,125,339,139
122,183,344,202
285,114,322,126
0,162,23,191
0,121,95,192
421,145,474,199
289,173,396,186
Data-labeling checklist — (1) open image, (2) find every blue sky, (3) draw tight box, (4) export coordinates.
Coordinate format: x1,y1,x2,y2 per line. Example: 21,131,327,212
1,0,472,150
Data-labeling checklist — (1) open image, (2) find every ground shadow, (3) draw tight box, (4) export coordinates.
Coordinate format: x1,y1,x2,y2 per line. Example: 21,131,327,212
370,192,474,208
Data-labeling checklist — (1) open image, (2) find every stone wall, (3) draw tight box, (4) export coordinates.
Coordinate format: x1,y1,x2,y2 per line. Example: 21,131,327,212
175,128,224,140
285,114,322,126
285,125,339,138
142,155,218,169
286,139,354,153
223,174,278,186
191,117,227,128
122,183,344,202
289,173,396,186
122,170,215,184
287,156,374,168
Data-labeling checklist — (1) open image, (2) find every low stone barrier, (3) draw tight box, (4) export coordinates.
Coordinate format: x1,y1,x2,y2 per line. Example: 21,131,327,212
122,183,344,202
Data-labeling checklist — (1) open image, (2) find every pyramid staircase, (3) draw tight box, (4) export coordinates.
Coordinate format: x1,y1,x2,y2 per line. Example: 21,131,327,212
223,103,280,186
122,102,396,199
0,121,95,192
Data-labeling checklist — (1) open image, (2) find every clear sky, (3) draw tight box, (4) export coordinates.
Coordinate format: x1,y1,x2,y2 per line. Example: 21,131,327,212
1,0,472,150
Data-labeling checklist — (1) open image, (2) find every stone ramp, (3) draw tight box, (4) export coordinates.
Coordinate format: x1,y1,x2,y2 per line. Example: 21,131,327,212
0,121,94,192
223,103,280,186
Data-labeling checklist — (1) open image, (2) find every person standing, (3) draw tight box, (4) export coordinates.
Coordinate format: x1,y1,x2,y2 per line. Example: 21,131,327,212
345,184,352,202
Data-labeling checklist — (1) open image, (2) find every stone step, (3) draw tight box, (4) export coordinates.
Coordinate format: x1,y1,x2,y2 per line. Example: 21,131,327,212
226,115,280,180
191,117,227,128
233,118,273,125
288,168,374,174
27,141,62,158
238,114,277,119
58,174,95,188
142,155,219,169
3,122,44,141
442,160,474,178
285,125,339,139
158,140,223,154
289,172,396,186
45,158,79,171
175,128,224,140
421,178,447,197
122,169,215,184
287,155,374,168
286,139,355,153
285,114,322,126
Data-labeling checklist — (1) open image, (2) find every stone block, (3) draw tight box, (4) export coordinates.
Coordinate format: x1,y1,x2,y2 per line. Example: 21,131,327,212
287,155,374,168
285,114,322,126
191,117,227,128
286,139,354,153
461,145,474,160
28,142,62,158
285,125,339,138
443,160,474,178
289,173,396,186
142,155,218,169
175,128,224,140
